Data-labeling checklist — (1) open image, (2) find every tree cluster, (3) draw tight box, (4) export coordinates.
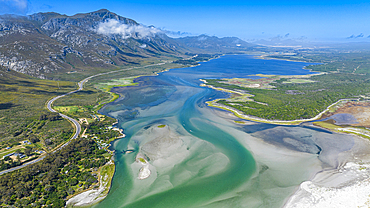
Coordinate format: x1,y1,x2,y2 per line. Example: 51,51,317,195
39,112,61,121
0,138,107,208
208,71,370,121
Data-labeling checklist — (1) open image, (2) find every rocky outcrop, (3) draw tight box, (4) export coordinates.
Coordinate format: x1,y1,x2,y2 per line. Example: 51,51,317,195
0,9,255,79
0,10,183,79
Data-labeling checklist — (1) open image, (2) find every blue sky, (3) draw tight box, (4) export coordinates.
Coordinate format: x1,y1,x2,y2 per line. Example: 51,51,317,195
1,0,370,41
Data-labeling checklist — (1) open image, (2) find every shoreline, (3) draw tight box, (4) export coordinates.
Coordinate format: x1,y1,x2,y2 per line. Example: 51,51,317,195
255,53,327,77
64,58,211,206
283,131,370,208
66,161,116,207
257,53,315,64
205,94,359,126
66,54,364,207
202,70,370,207
201,79,361,125
280,101,370,207
77,54,367,207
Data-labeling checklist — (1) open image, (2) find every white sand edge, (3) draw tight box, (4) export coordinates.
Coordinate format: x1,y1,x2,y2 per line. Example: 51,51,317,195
138,164,151,180
284,162,370,208
66,161,113,207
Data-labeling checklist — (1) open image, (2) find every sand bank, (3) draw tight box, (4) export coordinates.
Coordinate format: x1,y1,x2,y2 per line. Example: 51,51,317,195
284,135,370,208
136,153,151,180
66,161,115,207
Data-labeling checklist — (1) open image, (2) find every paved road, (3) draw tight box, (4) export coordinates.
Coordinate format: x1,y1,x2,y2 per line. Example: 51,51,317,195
47,93,82,142
0,61,168,175
0,156,46,175
0,61,169,176
0,86,83,175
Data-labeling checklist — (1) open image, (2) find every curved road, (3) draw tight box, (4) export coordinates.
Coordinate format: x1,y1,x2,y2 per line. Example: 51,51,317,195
0,61,168,175
0,83,84,175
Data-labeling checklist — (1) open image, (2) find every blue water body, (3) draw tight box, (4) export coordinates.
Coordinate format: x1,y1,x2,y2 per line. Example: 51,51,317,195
161,54,318,82
329,113,359,125
94,55,353,208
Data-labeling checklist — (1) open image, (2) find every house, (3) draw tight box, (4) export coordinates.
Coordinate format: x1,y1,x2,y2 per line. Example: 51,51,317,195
3,152,15,159
4,152,25,159
15,153,26,158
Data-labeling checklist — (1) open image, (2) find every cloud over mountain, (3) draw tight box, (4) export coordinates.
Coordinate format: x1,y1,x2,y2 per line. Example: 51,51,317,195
96,19,161,39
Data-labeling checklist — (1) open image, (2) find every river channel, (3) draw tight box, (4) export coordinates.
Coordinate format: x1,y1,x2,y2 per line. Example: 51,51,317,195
94,55,355,208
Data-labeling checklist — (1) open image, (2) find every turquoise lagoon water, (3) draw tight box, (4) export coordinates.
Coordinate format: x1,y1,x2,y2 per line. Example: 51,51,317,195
93,55,355,208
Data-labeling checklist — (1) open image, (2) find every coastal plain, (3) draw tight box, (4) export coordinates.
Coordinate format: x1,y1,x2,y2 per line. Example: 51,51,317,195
2,7,370,208
88,54,370,208
197,54,370,208
2,39,370,208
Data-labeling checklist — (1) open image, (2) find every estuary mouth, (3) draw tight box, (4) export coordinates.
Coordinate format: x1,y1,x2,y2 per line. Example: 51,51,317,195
96,55,362,208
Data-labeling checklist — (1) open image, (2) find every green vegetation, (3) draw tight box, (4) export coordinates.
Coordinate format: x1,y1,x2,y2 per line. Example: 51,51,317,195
0,137,110,208
0,59,181,174
186,53,221,62
0,67,76,168
204,51,370,121
173,59,199,65
313,120,370,140
83,119,121,147
234,121,246,124
0,75,121,206
87,62,182,86
97,163,115,196
282,78,316,84
93,76,139,108
313,120,340,130
173,53,220,66
157,124,166,128
53,62,183,117
268,51,370,74
53,86,111,117
138,158,146,163
94,77,138,91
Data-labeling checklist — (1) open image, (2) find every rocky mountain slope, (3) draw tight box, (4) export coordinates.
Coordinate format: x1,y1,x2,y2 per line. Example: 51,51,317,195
0,9,185,79
176,34,256,53
0,9,256,80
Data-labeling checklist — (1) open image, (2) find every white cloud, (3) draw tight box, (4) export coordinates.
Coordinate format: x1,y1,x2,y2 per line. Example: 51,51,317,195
96,19,161,39
0,0,28,15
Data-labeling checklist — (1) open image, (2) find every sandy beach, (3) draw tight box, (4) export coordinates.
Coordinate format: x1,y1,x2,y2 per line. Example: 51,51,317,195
66,161,115,207
284,133,370,208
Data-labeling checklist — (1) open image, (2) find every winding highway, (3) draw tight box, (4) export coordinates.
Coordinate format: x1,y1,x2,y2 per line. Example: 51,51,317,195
0,80,84,175
0,61,169,175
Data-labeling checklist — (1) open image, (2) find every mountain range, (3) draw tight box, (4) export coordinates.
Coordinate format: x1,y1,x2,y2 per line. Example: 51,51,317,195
0,9,255,80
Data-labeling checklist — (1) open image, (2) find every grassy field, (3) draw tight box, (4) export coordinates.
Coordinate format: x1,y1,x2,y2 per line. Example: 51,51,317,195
52,86,111,117
53,56,181,82
313,120,340,130
313,120,370,140
98,163,115,197
282,78,316,84
0,66,76,154
54,106,87,115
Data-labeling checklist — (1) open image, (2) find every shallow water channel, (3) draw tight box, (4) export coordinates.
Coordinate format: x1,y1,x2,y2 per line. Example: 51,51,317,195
93,55,355,208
